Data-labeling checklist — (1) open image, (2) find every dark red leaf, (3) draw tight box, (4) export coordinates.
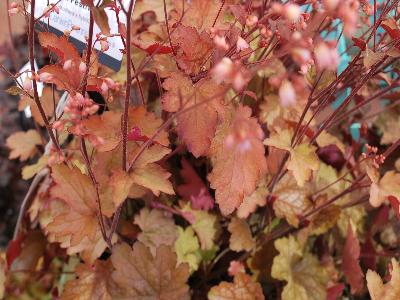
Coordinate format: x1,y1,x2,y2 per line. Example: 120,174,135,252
388,196,400,219
128,126,149,142
133,41,173,55
177,158,214,211
342,224,364,294
352,37,366,50
6,234,24,267
327,283,345,300
381,23,400,40
362,238,376,271
317,144,346,171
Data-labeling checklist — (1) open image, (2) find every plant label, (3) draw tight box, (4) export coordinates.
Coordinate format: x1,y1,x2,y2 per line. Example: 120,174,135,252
34,1,127,71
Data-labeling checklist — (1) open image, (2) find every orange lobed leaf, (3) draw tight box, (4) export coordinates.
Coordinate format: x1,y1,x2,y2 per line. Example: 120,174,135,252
89,142,173,219
6,130,42,161
61,260,114,300
18,87,59,126
38,64,83,92
38,32,80,62
228,217,255,252
208,105,267,215
80,106,169,152
162,71,225,157
111,242,190,299
171,25,214,75
208,272,265,300
44,164,108,263
134,208,178,255
171,0,226,31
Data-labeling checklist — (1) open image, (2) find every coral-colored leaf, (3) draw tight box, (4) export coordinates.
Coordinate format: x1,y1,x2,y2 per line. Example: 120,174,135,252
134,208,178,255
208,105,267,215
61,260,114,300
45,164,108,263
18,87,59,126
171,26,213,75
228,217,255,252
80,111,122,152
6,130,42,161
236,180,268,218
111,242,190,299
171,0,225,31
208,272,265,300
38,32,80,62
162,71,225,157
38,64,82,92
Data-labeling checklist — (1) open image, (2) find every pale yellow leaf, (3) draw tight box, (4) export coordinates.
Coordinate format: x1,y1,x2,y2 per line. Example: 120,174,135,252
367,258,400,300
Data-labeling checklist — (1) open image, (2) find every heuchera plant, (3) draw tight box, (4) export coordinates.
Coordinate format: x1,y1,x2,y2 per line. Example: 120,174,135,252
2,0,400,299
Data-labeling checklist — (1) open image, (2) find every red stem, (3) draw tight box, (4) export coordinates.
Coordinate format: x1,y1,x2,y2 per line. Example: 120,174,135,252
28,0,61,153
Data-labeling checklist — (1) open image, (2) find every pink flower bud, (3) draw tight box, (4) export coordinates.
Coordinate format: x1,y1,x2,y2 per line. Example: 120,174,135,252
314,42,339,71
52,5,60,14
100,40,109,52
232,72,246,91
104,77,116,89
74,93,84,102
63,59,73,70
39,72,53,82
52,120,65,131
101,81,108,93
212,57,233,84
279,80,296,107
8,7,20,16
23,77,32,91
323,0,340,11
236,36,249,52
79,61,87,74
284,4,301,22
246,15,258,27
214,35,229,50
